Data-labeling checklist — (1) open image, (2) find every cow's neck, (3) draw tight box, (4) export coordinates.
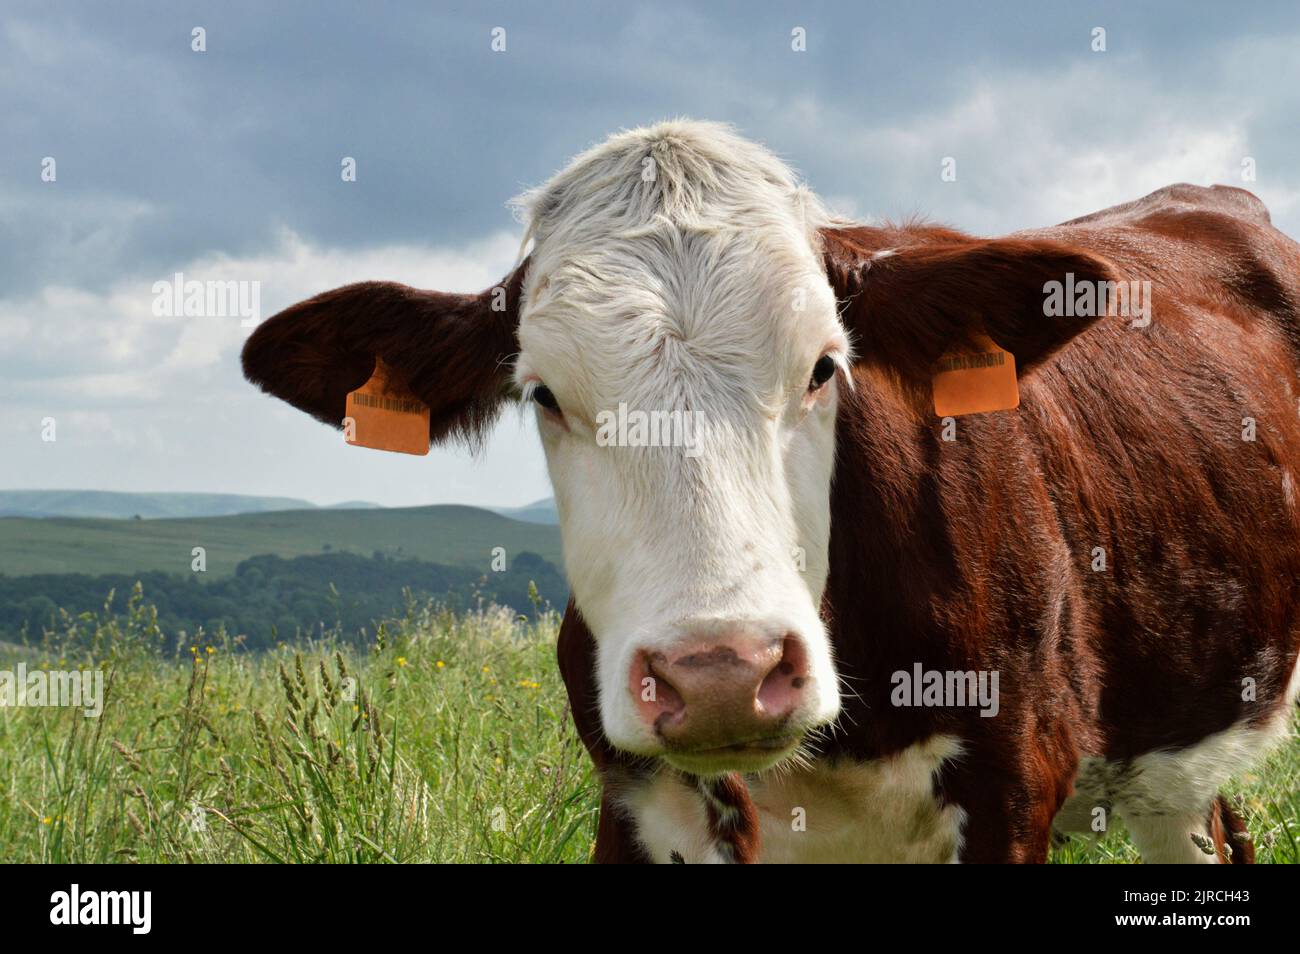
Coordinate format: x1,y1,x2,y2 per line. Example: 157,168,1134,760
820,372,979,762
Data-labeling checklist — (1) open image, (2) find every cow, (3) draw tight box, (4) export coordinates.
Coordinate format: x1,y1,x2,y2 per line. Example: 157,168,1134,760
242,121,1300,863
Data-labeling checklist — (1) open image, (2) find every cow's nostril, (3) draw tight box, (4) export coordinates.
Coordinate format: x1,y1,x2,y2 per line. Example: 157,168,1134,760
631,651,687,728
646,657,685,714
757,636,808,717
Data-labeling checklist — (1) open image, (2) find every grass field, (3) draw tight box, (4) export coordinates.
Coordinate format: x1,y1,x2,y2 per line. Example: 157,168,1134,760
0,505,562,578
1,589,1295,863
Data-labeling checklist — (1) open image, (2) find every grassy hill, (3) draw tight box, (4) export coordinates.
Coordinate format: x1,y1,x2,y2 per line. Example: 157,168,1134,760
0,505,562,578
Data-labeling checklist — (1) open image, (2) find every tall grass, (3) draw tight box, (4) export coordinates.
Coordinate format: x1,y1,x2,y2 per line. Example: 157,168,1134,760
1,584,1295,863
0,585,597,863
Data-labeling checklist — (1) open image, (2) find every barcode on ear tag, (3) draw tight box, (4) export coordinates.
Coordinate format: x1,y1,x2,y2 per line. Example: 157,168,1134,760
344,359,430,456
932,333,1019,417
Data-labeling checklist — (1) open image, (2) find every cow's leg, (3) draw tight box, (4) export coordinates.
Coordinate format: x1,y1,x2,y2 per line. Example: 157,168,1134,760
1122,808,1221,863
941,756,1071,863
1122,794,1255,864
1112,714,1292,863
950,792,1057,863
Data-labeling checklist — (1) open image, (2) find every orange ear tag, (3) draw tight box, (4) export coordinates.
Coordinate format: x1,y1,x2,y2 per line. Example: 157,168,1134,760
932,333,1019,417
344,359,430,456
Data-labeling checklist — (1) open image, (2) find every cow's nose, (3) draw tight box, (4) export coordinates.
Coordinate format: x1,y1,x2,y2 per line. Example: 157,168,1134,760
630,633,810,751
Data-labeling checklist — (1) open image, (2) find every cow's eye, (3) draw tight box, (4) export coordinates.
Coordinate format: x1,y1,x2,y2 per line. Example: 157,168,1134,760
532,384,561,413
809,355,837,390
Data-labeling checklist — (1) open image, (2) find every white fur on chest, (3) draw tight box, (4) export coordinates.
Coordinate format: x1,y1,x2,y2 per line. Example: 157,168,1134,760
621,735,966,863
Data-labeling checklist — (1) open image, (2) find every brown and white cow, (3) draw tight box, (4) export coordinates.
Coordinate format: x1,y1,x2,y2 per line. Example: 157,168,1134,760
242,121,1300,863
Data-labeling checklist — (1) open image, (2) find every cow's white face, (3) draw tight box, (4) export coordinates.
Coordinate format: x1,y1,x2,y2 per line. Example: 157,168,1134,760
511,123,846,774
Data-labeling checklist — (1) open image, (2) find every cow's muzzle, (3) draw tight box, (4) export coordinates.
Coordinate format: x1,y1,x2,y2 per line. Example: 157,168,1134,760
628,631,814,770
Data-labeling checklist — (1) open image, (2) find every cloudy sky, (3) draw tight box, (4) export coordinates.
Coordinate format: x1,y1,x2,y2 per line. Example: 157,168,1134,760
3,1,1299,507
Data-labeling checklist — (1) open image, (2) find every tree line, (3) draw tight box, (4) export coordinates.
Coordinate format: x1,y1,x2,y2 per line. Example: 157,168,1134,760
0,550,569,649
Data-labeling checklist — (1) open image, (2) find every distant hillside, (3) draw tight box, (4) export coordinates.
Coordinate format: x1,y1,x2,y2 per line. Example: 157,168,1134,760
0,505,562,578
0,489,381,519
1,488,555,525
488,497,558,525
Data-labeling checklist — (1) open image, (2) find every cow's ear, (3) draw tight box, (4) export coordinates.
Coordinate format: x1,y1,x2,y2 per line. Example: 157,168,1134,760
241,260,527,447
821,227,1118,380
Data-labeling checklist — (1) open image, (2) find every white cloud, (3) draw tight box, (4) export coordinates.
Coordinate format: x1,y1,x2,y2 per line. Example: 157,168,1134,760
779,46,1300,238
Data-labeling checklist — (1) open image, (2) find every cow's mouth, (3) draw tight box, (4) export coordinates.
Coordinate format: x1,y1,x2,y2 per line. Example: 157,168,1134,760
662,733,803,774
